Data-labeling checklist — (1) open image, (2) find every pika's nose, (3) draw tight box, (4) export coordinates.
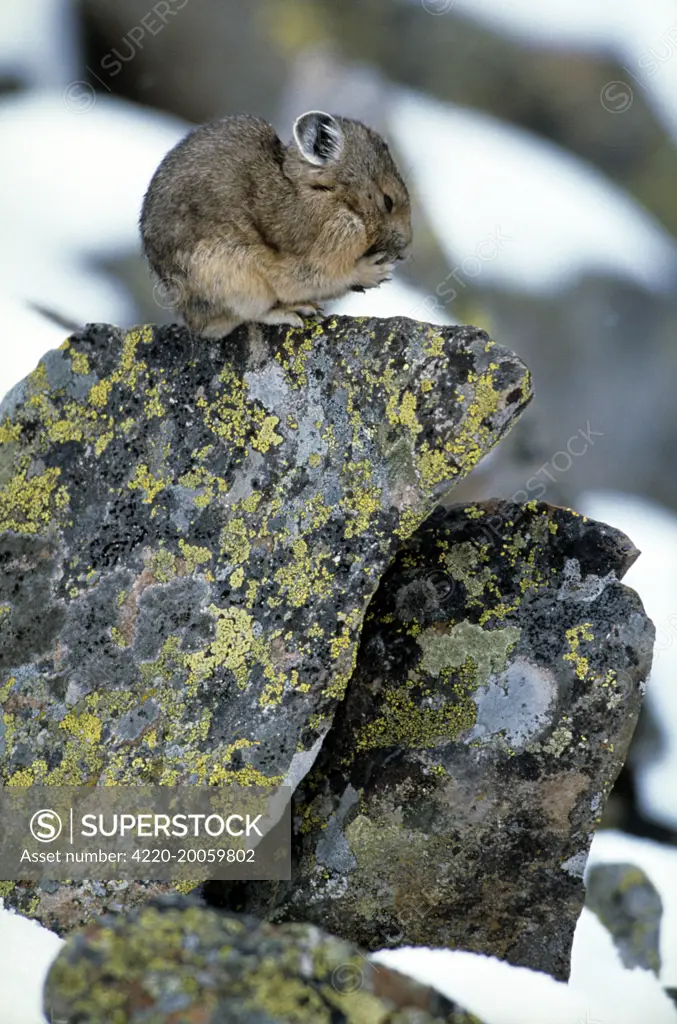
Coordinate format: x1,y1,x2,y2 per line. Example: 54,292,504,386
397,242,412,261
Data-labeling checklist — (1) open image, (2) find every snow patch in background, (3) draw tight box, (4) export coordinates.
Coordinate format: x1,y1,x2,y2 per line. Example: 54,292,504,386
581,491,677,831
0,91,189,399
374,945,596,1023
420,0,677,149
0,295,69,401
389,89,677,295
0,92,187,261
331,277,454,324
0,0,79,88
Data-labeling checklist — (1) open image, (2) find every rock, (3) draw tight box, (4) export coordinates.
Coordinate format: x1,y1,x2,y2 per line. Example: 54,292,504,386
43,896,479,1023
586,862,662,975
227,501,654,980
79,0,286,126
0,318,531,931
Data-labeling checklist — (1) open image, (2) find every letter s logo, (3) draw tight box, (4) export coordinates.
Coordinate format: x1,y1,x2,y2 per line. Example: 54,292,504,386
30,809,63,843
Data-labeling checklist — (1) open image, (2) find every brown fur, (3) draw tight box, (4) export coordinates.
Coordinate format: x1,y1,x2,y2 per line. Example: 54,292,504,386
140,111,412,336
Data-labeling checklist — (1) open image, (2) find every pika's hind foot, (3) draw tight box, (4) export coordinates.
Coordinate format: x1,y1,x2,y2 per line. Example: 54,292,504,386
196,317,242,338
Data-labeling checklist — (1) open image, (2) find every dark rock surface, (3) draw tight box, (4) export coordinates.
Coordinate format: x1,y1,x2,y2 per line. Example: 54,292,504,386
0,317,530,929
226,501,654,980
586,862,662,975
44,896,479,1023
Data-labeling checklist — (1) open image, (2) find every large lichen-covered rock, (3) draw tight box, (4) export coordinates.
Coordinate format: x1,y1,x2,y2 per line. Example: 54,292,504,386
0,318,530,929
228,501,654,980
44,897,479,1023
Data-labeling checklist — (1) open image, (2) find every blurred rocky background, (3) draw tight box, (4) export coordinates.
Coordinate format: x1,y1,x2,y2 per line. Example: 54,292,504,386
1,0,677,850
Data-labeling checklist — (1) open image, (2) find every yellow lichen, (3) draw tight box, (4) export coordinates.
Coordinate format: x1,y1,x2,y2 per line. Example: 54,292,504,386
342,460,382,539
0,420,22,444
0,467,69,535
94,430,114,456
274,539,332,607
59,709,102,745
144,385,165,419
185,606,255,692
69,349,90,376
220,517,251,565
178,540,212,573
150,549,177,583
230,567,245,589
127,463,169,504
251,415,284,454
563,623,595,680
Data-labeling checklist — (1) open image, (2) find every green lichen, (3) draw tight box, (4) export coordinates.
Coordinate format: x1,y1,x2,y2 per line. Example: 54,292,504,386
45,904,451,1023
541,726,573,757
418,620,520,685
149,549,177,583
443,542,494,601
354,621,520,752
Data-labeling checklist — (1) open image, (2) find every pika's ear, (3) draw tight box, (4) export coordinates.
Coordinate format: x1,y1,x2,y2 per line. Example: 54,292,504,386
293,111,343,166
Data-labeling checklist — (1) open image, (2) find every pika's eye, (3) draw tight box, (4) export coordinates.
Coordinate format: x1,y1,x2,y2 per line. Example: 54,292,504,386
384,194,394,213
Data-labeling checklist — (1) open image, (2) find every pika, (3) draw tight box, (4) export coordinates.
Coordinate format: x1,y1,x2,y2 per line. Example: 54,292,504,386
140,110,412,337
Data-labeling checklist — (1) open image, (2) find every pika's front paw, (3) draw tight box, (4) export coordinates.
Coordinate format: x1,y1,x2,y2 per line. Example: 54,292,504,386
257,308,305,329
353,251,396,290
289,303,324,318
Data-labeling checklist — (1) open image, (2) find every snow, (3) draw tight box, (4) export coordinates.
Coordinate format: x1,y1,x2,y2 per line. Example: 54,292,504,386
0,295,69,403
440,0,673,52
0,91,189,401
331,277,455,324
0,904,63,1024
374,945,597,1023
388,89,677,295
0,92,187,261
